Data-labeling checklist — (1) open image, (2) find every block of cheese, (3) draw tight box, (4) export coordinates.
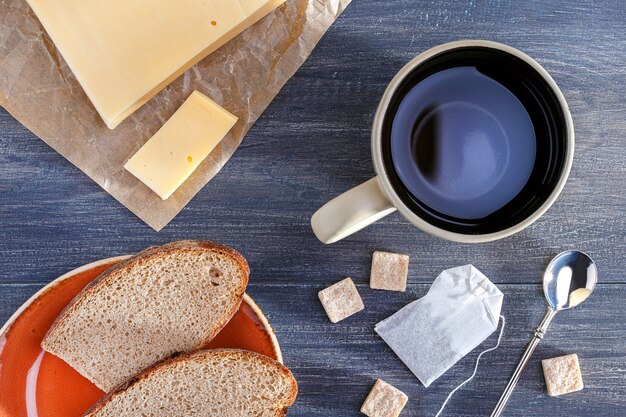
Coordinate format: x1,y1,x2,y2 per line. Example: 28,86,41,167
124,91,237,200
26,0,285,129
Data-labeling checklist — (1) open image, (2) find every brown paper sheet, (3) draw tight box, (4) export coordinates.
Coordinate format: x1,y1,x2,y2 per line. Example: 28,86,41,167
0,0,351,231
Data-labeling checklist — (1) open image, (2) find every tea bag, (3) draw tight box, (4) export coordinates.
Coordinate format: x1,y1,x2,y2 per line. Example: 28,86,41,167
375,265,504,388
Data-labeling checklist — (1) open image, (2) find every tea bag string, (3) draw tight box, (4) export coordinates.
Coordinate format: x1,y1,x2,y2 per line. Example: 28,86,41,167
434,315,506,417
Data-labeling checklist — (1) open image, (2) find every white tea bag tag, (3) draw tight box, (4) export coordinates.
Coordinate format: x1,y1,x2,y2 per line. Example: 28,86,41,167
375,264,504,387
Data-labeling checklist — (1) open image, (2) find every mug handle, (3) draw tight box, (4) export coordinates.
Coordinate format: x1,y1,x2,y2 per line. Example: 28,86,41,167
311,177,397,244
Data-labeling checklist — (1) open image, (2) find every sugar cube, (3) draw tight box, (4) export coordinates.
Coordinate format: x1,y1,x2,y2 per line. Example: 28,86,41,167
541,353,584,396
370,251,409,292
318,278,364,323
361,379,408,417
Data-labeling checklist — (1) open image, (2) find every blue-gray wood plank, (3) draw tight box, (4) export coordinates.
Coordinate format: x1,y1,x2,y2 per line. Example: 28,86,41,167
0,0,624,416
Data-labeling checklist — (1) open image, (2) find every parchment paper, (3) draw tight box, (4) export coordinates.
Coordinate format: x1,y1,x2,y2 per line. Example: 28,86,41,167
0,0,351,230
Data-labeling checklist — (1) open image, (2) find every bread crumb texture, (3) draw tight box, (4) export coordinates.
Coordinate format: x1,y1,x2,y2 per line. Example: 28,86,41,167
318,278,364,323
42,241,248,391
361,379,408,417
85,349,297,417
541,353,584,396
370,251,409,292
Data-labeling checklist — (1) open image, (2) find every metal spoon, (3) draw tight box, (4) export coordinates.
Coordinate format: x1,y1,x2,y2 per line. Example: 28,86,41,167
490,250,598,417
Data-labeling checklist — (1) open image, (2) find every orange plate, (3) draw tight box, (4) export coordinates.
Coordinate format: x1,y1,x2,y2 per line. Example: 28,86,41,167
0,256,281,417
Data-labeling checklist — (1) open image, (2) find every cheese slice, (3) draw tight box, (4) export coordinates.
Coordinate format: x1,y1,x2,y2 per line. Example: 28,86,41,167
124,91,237,200
26,0,285,129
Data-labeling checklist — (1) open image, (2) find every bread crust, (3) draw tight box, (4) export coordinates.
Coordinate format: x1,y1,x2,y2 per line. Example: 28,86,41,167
83,348,298,416
42,240,250,374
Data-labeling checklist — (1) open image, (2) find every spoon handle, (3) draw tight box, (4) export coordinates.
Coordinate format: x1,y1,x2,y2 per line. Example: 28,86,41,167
490,308,557,417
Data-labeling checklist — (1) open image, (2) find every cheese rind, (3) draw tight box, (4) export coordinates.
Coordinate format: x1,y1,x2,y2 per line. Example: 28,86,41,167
124,91,237,200
26,0,285,129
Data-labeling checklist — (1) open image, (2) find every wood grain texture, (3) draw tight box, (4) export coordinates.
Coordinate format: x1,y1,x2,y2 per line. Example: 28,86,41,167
1,282,625,416
0,0,625,416
0,1,624,285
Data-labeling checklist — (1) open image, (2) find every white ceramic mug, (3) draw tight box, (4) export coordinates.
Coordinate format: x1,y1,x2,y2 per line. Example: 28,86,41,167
311,40,574,244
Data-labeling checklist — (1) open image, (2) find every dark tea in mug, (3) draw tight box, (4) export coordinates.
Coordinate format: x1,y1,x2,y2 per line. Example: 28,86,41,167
381,46,569,235
312,41,573,244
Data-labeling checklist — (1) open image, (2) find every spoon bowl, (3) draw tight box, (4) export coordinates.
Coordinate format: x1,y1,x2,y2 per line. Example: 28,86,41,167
543,250,598,310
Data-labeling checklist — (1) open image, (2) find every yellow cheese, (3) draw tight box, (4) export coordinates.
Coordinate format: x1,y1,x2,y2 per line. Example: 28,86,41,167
26,0,285,129
124,91,237,200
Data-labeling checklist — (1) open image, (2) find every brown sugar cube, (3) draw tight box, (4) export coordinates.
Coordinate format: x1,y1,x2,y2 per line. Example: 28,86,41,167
318,278,364,323
361,379,408,417
541,354,584,396
370,251,409,292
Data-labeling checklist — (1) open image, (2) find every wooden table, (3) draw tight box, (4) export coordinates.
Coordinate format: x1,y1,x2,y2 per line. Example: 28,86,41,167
1,1,624,416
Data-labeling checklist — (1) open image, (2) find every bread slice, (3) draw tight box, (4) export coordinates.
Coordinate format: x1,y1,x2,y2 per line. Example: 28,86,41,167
84,349,298,417
42,240,249,392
